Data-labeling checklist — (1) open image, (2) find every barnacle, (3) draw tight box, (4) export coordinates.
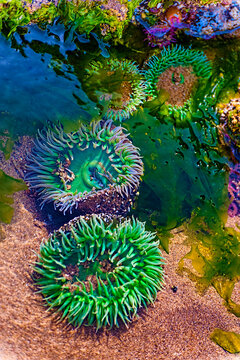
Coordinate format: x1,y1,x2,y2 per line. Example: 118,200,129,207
25,119,143,215
33,214,165,329
83,59,146,122
218,98,240,158
144,45,212,123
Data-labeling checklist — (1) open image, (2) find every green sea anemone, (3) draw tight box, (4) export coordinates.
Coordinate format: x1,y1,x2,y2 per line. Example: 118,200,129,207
83,59,146,122
25,120,143,215
144,45,212,123
33,214,164,329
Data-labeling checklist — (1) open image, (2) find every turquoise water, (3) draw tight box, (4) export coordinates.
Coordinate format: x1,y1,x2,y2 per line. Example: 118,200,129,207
0,24,98,137
0,20,240,299
0,24,233,226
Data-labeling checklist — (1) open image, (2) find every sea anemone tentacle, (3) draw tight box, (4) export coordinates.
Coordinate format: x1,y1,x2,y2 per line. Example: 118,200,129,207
25,120,143,215
144,45,212,124
83,58,147,122
33,214,165,330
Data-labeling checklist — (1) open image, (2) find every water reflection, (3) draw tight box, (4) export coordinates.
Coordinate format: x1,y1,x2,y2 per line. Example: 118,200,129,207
0,24,97,137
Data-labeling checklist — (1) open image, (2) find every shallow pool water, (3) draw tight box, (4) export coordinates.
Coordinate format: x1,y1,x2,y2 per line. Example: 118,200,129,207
0,24,99,137
0,20,237,226
0,8,240,340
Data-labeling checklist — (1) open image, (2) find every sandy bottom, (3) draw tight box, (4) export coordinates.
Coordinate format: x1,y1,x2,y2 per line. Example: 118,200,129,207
0,138,240,360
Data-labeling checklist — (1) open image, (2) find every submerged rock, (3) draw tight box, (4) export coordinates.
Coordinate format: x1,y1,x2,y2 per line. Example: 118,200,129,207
134,0,240,47
185,0,240,39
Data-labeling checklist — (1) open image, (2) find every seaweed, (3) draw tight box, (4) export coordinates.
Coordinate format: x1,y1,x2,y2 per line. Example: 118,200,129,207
0,169,27,223
0,0,30,37
210,329,240,354
178,201,240,321
0,0,142,41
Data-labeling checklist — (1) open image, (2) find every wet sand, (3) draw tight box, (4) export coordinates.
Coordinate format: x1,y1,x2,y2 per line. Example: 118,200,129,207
0,138,239,360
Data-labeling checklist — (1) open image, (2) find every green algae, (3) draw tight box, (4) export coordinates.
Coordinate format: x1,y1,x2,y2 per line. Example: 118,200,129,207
0,0,141,41
213,277,240,317
0,0,31,37
0,136,15,160
0,169,27,223
177,199,240,322
178,203,240,289
210,329,240,353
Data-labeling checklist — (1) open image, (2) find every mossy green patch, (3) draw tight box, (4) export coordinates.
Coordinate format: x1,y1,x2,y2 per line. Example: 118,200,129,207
0,169,27,223
148,0,164,7
0,136,15,160
0,0,30,37
0,0,141,41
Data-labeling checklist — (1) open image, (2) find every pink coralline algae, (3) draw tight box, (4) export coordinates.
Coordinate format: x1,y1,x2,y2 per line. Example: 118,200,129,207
27,0,58,11
145,3,189,47
228,164,240,217
144,25,176,48
134,2,189,48
134,0,240,48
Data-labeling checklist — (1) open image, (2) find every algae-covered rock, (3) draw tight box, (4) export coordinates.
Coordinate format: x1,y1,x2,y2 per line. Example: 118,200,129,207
210,328,240,354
